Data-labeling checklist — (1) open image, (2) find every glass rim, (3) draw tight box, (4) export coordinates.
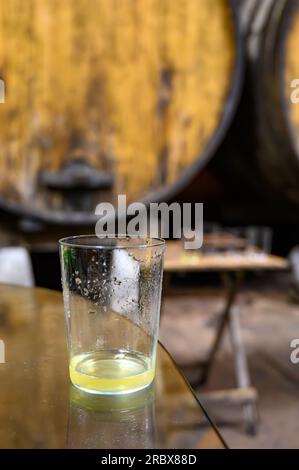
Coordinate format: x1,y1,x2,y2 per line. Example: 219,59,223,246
59,234,165,250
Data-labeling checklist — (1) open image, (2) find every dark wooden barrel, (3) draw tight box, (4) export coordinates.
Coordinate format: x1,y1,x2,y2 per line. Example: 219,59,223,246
0,0,242,225
240,0,299,207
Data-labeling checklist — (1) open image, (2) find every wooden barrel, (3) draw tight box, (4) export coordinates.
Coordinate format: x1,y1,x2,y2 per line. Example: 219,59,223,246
0,0,242,225
240,0,299,207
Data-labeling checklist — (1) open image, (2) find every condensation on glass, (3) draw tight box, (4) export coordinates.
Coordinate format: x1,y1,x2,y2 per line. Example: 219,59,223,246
59,235,165,395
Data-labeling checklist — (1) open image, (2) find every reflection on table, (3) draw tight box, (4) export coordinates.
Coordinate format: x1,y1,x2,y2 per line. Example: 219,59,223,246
0,284,225,449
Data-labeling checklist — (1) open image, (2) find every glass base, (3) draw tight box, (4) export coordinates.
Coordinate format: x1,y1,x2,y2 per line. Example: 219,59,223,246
72,380,153,395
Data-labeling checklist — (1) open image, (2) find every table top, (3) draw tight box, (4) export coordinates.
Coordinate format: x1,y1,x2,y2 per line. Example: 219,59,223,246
0,284,225,449
164,241,289,272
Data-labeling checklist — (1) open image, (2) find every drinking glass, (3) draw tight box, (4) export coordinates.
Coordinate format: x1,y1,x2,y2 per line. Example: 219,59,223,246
59,235,165,395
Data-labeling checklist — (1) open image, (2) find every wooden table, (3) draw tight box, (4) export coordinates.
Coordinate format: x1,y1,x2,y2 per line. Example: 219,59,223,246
164,241,289,434
0,284,225,449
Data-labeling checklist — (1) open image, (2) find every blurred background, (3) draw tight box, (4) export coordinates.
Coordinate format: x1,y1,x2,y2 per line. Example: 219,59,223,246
0,0,299,448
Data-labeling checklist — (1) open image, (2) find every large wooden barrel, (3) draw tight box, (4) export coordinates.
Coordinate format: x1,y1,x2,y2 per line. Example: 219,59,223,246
0,0,242,225
240,0,299,207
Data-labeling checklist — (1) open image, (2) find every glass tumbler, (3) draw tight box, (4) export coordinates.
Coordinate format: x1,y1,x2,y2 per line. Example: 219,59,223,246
59,235,165,395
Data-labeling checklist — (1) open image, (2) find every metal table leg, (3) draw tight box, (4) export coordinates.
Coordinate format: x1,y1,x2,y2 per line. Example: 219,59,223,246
197,272,240,386
228,303,258,435
197,271,258,435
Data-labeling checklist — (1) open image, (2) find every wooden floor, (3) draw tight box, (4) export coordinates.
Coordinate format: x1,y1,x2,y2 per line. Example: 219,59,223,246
160,272,299,448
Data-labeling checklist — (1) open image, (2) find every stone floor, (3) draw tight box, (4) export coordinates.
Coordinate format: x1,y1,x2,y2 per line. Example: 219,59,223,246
159,272,299,448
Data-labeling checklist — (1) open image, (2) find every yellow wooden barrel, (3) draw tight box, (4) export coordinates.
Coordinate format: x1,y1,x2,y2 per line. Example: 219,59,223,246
0,0,241,224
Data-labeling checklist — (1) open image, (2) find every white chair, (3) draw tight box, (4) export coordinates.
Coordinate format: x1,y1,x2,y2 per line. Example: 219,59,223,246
0,247,34,287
